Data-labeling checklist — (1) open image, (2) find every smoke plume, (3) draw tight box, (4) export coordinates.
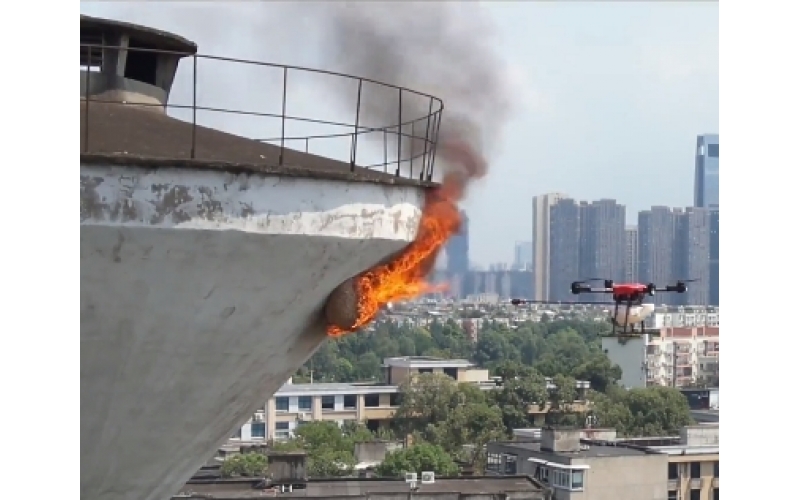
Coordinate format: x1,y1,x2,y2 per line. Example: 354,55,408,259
309,2,515,190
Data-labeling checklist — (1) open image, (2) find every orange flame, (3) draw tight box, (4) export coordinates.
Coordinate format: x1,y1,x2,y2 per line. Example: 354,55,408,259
327,172,466,337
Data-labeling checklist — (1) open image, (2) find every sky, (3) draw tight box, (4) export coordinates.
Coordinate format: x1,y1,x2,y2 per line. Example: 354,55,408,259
80,1,719,267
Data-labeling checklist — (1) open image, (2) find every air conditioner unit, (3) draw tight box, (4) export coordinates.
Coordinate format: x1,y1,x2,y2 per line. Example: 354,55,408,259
405,472,418,484
421,471,435,484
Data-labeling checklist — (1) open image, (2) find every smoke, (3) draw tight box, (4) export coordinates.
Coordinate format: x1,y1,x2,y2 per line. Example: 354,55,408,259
307,2,515,191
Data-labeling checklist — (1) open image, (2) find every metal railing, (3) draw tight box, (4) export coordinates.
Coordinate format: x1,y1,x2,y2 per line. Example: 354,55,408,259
80,44,445,181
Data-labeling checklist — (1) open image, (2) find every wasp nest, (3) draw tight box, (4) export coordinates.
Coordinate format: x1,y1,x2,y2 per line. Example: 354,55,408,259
325,276,361,332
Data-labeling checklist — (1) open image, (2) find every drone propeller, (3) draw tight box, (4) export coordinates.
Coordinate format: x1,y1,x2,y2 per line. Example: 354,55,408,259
676,278,700,283
510,298,617,306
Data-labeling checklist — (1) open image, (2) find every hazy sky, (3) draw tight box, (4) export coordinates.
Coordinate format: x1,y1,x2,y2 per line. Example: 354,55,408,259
80,1,718,267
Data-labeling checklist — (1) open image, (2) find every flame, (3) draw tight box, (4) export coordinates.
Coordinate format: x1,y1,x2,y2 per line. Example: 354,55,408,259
327,172,466,337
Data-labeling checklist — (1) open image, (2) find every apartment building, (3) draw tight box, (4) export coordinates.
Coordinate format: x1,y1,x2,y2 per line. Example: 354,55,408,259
233,356,591,441
602,325,719,389
487,424,719,500
645,308,720,329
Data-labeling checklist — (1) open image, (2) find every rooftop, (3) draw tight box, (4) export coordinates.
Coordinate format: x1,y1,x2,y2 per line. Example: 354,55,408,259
383,356,475,369
176,475,547,499
494,440,649,460
276,382,398,397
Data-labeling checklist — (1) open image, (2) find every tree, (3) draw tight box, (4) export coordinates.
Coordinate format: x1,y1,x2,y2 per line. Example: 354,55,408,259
220,452,268,478
376,443,459,477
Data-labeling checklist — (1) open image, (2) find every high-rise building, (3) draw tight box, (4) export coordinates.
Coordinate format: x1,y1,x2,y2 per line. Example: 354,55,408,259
532,193,568,301
674,208,710,306
513,241,533,270
624,226,638,283
445,210,469,274
579,199,626,294
548,199,582,301
638,207,678,304
694,134,719,209
694,134,719,306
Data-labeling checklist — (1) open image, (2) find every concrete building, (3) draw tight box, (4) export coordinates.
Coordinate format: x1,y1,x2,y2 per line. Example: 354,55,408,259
579,199,626,294
80,15,441,500
601,325,719,389
532,193,569,301
624,225,638,283
514,240,533,270
232,357,592,441
638,207,678,304
487,425,719,500
693,134,719,306
445,210,470,274
549,198,582,301
674,208,711,305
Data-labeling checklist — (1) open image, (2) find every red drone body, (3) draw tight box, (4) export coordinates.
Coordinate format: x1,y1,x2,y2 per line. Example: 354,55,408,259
610,283,650,302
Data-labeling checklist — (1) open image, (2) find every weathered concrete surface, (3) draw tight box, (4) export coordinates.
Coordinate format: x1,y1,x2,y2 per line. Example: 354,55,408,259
80,164,425,500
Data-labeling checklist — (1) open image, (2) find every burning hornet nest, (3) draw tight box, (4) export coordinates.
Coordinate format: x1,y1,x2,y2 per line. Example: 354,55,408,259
324,277,360,333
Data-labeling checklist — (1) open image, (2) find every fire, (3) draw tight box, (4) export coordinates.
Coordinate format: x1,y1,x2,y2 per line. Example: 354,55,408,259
326,173,465,337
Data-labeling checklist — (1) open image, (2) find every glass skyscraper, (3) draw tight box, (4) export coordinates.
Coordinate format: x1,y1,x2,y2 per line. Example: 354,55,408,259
694,134,719,305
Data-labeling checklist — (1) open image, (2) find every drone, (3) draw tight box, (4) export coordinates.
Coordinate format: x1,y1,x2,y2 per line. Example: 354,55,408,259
511,278,697,336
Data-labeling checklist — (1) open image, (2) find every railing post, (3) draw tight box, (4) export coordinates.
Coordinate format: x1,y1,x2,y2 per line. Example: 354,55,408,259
428,106,444,181
410,121,415,180
279,67,288,166
191,54,198,159
305,138,309,154
350,79,363,172
82,44,91,153
395,88,402,177
422,98,434,180
383,129,389,173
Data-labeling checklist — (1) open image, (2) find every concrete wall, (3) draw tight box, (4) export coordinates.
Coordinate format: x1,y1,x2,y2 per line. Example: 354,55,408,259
571,454,668,500
80,164,426,500
601,336,646,389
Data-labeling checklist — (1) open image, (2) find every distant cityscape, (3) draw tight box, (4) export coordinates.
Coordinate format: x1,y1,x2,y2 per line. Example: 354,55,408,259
441,133,719,306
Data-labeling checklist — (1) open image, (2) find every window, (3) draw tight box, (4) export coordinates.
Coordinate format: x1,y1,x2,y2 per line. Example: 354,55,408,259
251,422,266,438
443,367,458,379
668,463,678,480
276,422,289,430
298,396,312,411
418,368,433,374
571,470,584,490
713,460,719,478
551,469,570,489
231,428,242,439
668,492,677,500
690,462,701,479
503,454,517,475
707,143,719,158
321,396,335,411
689,489,700,500
486,453,502,474
713,488,719,500
275,397,289,412
389,393,402,406
364,394,380,407
125,39,159,85
343,395,357,410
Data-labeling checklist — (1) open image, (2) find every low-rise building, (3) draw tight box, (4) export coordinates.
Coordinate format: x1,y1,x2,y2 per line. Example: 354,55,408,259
486,424,719,500
233,356,591,442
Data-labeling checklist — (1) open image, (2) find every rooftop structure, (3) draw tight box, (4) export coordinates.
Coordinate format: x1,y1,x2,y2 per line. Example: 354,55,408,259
488,425,719,500
80,15,444,500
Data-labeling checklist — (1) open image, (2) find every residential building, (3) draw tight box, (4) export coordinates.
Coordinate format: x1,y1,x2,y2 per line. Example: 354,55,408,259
532,192,569,301
445,210,469,274
673,208,711,305
579,199,626,296
693,134,719,306
638,207,678,305
601,324,719,389
234,356,591,442
487,424,719,500
549,198,582,301
513,241,533,270
624,226,638,283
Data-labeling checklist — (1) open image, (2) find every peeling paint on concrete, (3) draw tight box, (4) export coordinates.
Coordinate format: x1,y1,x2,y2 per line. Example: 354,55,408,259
80,162,427,500
81,164,424,241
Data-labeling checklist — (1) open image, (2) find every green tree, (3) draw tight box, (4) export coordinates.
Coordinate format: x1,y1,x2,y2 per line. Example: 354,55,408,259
220,452,268,478
376,443,459,477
